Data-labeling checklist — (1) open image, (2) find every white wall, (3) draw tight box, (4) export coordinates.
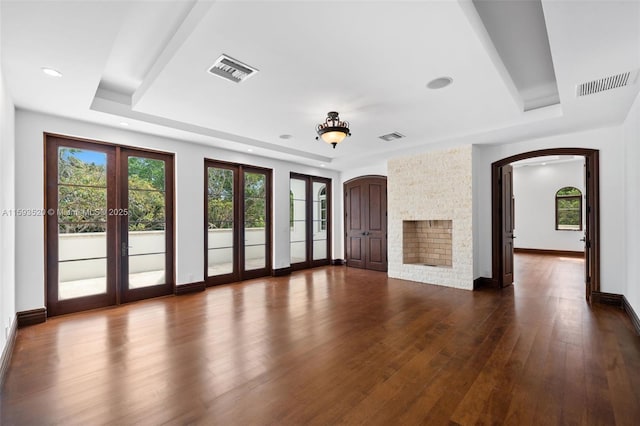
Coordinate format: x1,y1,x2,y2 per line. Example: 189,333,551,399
513,159,585,252
623,91,640,315
340,161,387,184
474,125,626,294
14,110,340,312
0,54,16,355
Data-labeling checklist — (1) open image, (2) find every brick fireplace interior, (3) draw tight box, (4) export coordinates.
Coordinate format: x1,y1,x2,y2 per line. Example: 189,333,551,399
402,220,452,267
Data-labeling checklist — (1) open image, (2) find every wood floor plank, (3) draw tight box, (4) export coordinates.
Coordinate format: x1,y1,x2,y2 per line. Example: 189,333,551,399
448,322,522,425
1,254,639,425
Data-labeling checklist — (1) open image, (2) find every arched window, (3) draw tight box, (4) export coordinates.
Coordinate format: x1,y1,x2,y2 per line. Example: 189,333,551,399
555,186,582,230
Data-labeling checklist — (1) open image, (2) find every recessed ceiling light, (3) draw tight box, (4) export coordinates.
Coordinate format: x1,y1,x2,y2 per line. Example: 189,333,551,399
320,164,326,167
41,67,62,78
427,76,453,89
279,134,293,140
542,162,547,166
247,149,253,152
119,122,129,126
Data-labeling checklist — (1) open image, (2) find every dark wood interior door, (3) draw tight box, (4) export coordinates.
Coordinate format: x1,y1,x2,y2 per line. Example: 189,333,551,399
583,156,600,301
501,165,514,287
344,176,387,272
345,181,365,268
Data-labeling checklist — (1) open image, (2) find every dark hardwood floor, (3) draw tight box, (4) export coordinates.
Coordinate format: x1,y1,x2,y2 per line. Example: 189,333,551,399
2,254,639,425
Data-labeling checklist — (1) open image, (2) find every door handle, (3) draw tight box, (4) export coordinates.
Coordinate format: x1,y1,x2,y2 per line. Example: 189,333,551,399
580,237,586,242
121,242,132,256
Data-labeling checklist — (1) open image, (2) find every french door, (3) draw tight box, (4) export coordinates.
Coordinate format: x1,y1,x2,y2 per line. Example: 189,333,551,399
290,173,331,270
45,134,174,316
205,160,272,286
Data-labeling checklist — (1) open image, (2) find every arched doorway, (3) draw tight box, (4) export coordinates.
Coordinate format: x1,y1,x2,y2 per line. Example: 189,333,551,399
491,148,600,301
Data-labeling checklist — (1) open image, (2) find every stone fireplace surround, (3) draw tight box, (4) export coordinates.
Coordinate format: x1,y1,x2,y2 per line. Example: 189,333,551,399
388,145,473,290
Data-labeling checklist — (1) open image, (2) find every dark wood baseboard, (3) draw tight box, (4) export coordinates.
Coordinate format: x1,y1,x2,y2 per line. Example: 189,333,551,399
473,277,498,290
592,292,640,335
514,248,584,258
331,259,345,266
622,296,640,335
0,316,18,386
17,308,47,327
175,281,206,295
272,267,292,277
591,291,623,307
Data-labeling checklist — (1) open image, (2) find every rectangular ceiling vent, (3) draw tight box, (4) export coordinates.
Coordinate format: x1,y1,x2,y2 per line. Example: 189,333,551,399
378,132,405,142
577,70,638,97
208,54,258,84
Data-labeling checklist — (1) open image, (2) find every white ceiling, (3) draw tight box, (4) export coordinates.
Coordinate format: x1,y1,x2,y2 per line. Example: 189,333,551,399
1,0,639,171
473,0,559,110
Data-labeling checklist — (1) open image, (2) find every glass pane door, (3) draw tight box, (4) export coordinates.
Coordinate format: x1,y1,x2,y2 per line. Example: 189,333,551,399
244,171,267,271
125,156,166,288
121,151,174,302
312,181,328,260
46,138,117,316
290,177,307,265
207,165,236,279
289,173,331,270
46,136,175,315
205,161,271,285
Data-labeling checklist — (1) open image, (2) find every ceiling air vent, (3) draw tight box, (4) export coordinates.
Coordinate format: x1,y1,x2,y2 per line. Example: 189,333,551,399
378,132,405,142
208,54,258,83
577,70,638,97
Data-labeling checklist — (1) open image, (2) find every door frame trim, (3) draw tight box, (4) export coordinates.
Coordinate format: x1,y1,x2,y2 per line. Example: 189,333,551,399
491,148,600,299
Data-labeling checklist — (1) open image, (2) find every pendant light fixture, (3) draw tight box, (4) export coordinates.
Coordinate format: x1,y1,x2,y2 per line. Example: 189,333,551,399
316,111,351,149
